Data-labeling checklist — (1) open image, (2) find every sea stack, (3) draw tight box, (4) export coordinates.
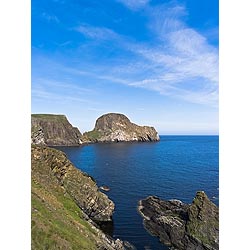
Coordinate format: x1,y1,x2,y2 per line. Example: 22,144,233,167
82,113,160,143
138,191,219,250
31,114,83,146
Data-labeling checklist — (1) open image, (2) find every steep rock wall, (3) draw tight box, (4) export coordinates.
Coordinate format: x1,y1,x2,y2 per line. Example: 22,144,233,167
31,114,83,146
83,113,160,143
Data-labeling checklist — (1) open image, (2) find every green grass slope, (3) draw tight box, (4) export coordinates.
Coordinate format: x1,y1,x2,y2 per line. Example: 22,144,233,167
32,180,97,250
31,145,123,250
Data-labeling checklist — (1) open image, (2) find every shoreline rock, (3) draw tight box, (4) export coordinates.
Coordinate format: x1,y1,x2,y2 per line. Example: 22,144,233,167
138,192,219,250
31,114,83,146
32,145,114,223
99,185,110,192
32,145,135,249
82,113,160,143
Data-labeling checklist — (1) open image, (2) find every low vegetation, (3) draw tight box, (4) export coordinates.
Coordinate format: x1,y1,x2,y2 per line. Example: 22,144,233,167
31,145,122,250
31,114,67,121
32,179,98,249
82,130,102,141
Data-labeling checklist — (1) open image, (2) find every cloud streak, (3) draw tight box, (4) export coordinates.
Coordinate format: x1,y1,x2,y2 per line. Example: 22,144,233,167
117,0,149,10
38,2,218,107
110,3,218,106
128,6,219,106
75,24,119,40
32,77,98,106
74,2,218,106
41,12,60,23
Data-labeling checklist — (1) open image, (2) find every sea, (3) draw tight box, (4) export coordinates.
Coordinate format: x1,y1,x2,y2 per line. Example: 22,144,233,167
56,135,219,250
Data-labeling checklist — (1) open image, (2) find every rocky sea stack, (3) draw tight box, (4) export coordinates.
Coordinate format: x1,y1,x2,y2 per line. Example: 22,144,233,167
82,113,160,143
32,145,134,250
138,191,219,250
31,114,83,146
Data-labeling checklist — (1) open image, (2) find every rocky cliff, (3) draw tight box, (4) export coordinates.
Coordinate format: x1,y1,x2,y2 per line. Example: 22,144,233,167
82,113,160,143
138,191,219,250
31,114,83,146
32,145,134,250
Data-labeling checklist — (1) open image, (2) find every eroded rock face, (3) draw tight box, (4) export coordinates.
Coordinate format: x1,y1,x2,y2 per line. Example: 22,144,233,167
82,113,160,143
138,192,219,250
31,114,83,146
31,145,114,223
31,145,135,249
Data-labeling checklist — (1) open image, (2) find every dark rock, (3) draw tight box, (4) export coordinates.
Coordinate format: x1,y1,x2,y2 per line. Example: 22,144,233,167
82,113,160,143
138,192,219,250
31,114,83,146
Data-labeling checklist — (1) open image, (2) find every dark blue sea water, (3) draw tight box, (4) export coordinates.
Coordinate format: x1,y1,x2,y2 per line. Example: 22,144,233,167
56,135,219,250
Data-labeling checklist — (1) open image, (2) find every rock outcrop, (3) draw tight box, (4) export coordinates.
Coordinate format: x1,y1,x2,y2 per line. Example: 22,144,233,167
32,145,134,250
32,145,114,223
82,113,160,143
31,114,83,146
138,192,219,250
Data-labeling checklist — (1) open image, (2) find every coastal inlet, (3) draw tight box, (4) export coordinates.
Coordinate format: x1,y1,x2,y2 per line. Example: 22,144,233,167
58,135,219,250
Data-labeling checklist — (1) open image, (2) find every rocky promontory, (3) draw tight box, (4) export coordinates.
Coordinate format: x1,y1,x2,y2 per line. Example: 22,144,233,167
138,191,219,250
32,145,134,249
31,114,83,146
82,113,160,143
32,145,114,222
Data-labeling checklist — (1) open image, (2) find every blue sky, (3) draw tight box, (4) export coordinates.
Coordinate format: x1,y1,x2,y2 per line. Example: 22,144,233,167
32,0,218,135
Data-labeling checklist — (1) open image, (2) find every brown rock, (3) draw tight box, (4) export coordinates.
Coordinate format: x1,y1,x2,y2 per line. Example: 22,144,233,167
82,113,160,143
31,114,83,146
31,145,114,222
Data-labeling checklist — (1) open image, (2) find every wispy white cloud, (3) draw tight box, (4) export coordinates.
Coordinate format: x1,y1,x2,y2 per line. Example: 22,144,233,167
32,77,99,107
32,88,97,105
132,29,218,83
36,2,218,107
106,4,219,106
34,78,95,94
133,32,217,105
41,12,60,23
117,0,149,10
147,4,187,36
75,24,119,40
54,40,72,47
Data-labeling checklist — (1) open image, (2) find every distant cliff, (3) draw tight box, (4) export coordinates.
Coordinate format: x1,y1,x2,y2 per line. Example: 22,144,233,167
31,114,83,146
82,113,160,143
32,145,134,250
138,191,219,250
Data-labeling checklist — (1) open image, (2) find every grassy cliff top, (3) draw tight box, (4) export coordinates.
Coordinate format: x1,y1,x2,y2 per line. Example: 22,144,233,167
32,114,67,121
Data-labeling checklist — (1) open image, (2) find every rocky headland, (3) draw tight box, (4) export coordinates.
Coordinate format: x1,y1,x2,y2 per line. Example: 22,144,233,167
32,145,134,250
138,191,219,250
31,114,83,146
82,113,160,143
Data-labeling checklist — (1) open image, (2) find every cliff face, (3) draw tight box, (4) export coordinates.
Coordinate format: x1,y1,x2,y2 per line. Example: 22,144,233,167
32,145,114,222
82,113,160,143
31,114,83,146
138,191,219,250
32,145,134,250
